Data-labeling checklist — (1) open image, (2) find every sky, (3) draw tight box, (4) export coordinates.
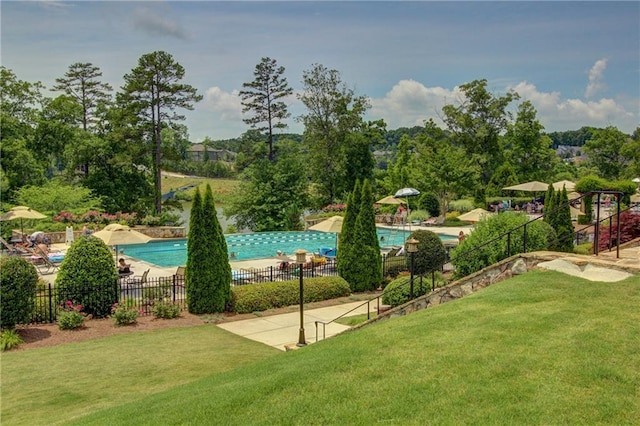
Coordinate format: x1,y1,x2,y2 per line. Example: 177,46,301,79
2,1,639,142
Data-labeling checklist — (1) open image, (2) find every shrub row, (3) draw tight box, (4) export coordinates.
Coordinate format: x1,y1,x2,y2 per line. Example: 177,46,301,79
230,276,351,314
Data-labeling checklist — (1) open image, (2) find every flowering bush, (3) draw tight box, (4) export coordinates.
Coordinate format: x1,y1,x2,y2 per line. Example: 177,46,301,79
81,210,103,223
322,203,346,213
111,299,141,327
57,301,86,330
54,211,77,223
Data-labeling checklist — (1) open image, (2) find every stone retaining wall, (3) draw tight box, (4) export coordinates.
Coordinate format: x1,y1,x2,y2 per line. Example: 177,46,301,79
45,226,186,244
347,251,639,333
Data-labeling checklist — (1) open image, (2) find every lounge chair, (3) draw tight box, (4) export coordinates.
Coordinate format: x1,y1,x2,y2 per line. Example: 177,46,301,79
31,245,60,274
423,216,445,226
126,269,149,285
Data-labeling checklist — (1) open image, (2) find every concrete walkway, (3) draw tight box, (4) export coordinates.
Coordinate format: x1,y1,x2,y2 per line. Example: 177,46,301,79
217,301,378,351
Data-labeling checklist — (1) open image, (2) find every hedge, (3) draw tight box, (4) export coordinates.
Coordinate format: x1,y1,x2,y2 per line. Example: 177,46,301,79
230,276,351,314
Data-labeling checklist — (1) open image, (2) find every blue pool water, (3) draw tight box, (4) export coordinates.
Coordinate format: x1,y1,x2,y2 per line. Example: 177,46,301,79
122,228,455,267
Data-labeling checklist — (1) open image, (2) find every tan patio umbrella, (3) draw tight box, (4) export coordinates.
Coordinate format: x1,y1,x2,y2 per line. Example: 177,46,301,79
309,215,344,234
0,206,47,235
503,181,549,192
552,180,576,191
309,216,343,250
376,195,404,205
568,191,581,200
458,208,492,223
92,224,152,262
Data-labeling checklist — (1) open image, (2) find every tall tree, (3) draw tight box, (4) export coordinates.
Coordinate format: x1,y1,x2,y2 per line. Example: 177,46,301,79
0,67,46,199
121,51,202,213
412,135,481,218
503,100,558,182
225,140,307,231
54,62,112,132
298,63,370,205
239,57,293,161
442,79,518,200
583,126,630,180
54,63,113,177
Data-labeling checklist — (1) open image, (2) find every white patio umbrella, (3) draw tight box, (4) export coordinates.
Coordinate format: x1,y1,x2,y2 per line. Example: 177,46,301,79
394,187,420,213
92,224,152,263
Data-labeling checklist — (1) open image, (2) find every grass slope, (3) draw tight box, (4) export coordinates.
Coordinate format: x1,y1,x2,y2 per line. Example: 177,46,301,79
70,270,640,425
1,325,279,425
161,177,239,207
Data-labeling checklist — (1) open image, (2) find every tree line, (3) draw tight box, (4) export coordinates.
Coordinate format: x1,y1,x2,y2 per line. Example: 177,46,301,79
2,52,639,233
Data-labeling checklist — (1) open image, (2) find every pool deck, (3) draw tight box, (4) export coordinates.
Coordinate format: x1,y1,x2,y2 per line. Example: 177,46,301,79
40,224,471,284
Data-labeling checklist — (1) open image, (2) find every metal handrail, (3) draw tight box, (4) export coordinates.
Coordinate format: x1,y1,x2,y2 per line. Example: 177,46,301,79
315,190,629,342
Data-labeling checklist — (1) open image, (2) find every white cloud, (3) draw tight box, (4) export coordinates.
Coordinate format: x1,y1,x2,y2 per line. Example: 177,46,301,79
368,79,637,135
132,7,189,40
585,58,607,99
202,87,243,121
370,80,461,129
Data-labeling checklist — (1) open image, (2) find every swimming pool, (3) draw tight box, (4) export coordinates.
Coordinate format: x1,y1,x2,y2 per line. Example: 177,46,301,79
122,228,455,267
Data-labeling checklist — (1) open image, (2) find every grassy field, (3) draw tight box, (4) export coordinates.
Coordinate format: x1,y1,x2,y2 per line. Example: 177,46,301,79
4,270,639,425
161,176,239,207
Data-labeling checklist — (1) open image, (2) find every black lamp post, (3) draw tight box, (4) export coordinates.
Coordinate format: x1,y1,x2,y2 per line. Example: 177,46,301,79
295,248,307,346
406,238,419,299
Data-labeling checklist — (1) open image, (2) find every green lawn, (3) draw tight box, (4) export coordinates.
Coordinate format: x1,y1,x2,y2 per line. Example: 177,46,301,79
4,270,639,425
1,325,279,425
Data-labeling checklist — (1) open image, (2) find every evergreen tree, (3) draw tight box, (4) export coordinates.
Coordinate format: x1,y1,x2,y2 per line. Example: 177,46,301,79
555,187,574,253
543,184,555,225
185,188,209,313
352,179,382,291
203,184,232,311
337,179,361,281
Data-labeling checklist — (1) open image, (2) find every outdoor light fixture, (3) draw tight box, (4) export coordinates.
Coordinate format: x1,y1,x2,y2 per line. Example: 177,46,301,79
406,238,419,299
295,248,307,346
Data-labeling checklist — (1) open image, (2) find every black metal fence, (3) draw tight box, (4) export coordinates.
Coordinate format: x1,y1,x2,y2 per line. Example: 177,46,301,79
32,275,187,324
28,256,415,325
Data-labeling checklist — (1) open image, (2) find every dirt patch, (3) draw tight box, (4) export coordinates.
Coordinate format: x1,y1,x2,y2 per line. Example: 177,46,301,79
14,294,377,351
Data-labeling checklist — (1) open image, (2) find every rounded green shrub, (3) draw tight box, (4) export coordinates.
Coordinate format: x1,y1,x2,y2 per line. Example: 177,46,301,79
55,236,119,318
230,276,351,314
451,213,556,279
418,193,440,218
381,273,444,307
0,256,38,329
408,230,446,275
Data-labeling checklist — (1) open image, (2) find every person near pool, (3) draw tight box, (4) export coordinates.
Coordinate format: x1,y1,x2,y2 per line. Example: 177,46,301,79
458,231,466,243
118,258,131,274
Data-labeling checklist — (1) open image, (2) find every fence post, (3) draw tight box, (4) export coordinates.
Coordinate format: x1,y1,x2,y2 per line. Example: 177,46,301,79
507,232,511,257
523,223,528,253
48,283,54,323
172,274,177,303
